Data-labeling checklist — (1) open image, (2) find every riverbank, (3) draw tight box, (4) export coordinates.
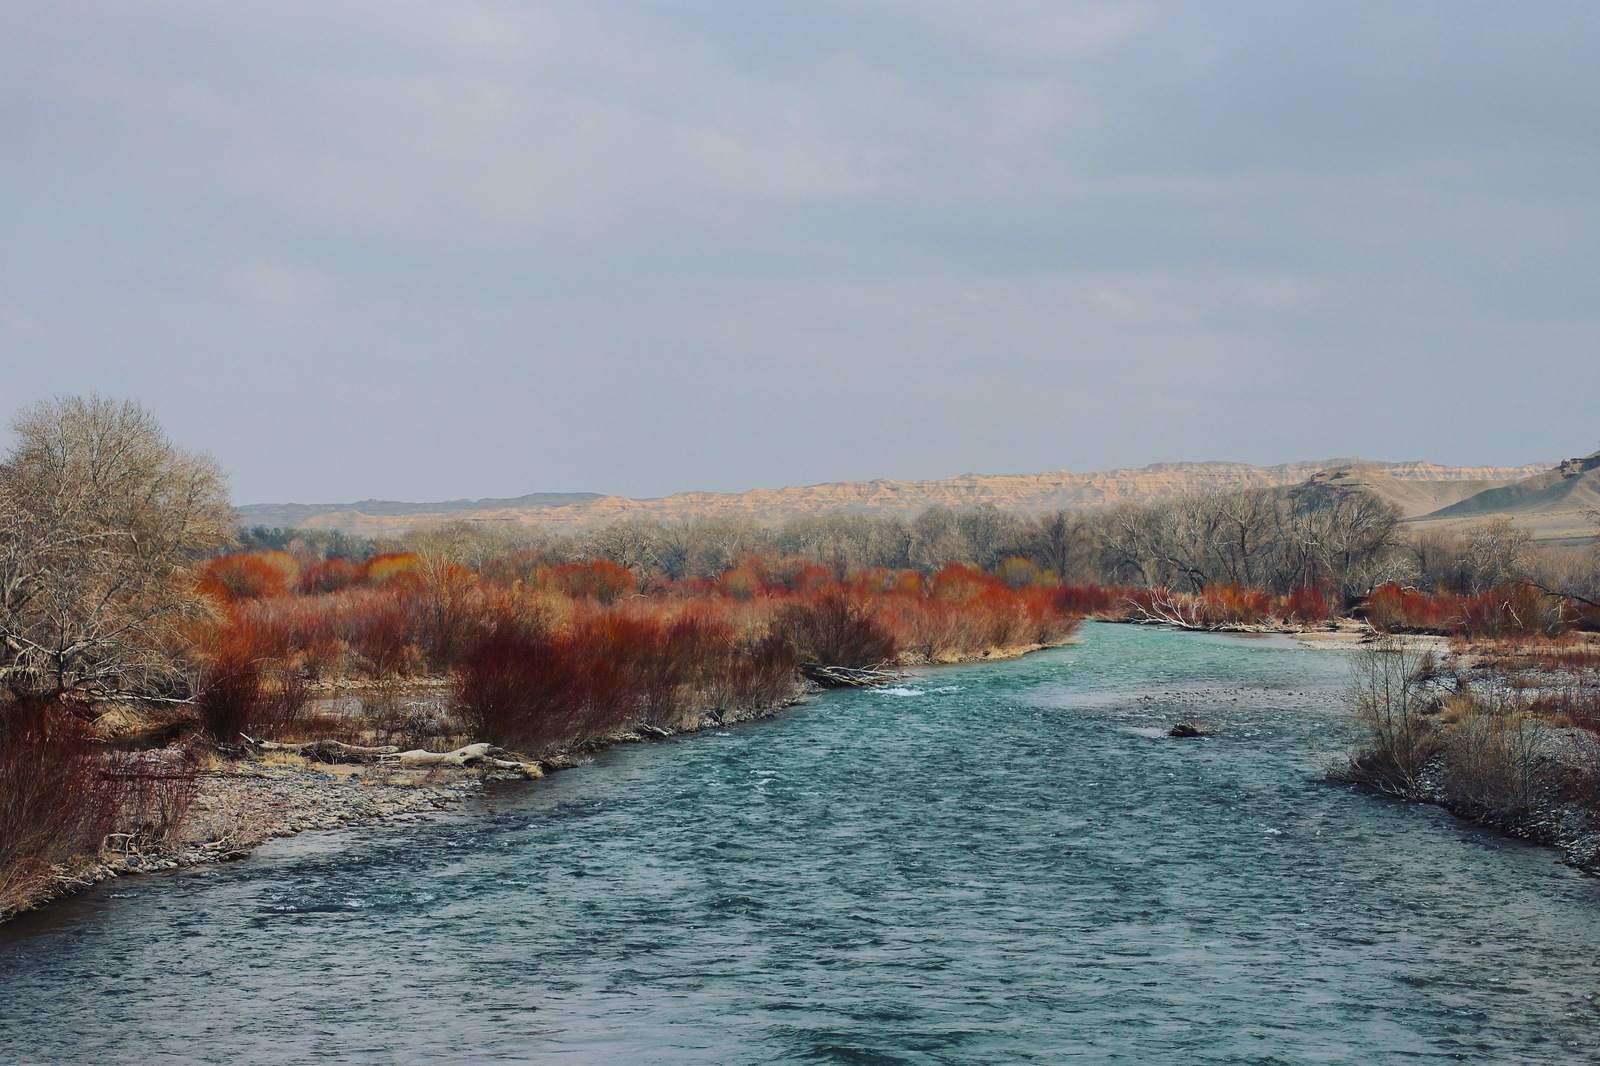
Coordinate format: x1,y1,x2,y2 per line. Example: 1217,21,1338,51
1412,734,1600,874
1,691,807,925
4,635,1092,925
1126,620,1600,876
1324,629,1600,876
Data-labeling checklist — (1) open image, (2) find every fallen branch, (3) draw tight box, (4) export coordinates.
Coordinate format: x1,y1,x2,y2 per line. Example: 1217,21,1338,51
1515,577,1600,614
801,662,904,688
240,736,400,763
1124,589,1208,630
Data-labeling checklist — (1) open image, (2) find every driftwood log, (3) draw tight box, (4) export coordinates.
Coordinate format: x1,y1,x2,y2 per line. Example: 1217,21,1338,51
242,737,398,761
801,662,904,688
242,736,542,777
380,742,542,776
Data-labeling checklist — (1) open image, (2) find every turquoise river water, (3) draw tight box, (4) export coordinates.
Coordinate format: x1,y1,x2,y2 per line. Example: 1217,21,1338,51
2,623,1598,1064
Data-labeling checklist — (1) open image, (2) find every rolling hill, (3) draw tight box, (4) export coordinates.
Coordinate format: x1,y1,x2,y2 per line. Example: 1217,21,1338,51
238,457,1549,535
1408,450,1600,544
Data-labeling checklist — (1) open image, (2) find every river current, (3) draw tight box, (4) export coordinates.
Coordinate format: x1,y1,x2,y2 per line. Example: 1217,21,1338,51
2,623,1598,1064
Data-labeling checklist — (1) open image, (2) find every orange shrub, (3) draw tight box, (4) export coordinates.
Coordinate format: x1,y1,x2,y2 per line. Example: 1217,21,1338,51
1361,584,1463,634
1198,585,1273,627
1459,584,1571,640
717,564,767,601
1362,583,1573,638
358,552,421,586
1284,584,1332,625
196,552,298,603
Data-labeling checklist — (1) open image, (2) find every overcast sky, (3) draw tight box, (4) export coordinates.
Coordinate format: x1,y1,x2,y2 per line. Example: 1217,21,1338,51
3,1,1597,504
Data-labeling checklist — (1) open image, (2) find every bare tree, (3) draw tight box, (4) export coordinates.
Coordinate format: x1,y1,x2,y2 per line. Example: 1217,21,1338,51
1460,518,1531,593
397,519,546,571
1212,488,1279,588
0,397,234,700
584,516,668,576
777,513,913,575
909,507,973,571
1099,494,1220,592
1284,484,1405,603
1016,510,1098,583
1338,635,1443,795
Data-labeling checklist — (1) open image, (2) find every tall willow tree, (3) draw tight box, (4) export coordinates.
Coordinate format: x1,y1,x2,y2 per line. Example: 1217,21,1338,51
0,396,234,700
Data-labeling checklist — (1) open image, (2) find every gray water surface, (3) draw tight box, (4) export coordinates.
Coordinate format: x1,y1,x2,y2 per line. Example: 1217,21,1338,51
3,623,1598,1064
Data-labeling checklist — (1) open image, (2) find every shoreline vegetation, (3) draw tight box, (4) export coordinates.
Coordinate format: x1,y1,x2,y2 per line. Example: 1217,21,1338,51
1333,631,1600,874
3,397,1598,923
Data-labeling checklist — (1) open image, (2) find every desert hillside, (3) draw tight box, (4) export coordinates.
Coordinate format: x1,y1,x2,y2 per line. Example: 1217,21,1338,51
1408,450,1600,544
238,457,1548,534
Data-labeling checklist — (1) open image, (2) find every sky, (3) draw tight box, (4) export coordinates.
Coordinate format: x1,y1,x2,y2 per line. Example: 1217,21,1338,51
3,1,1597,505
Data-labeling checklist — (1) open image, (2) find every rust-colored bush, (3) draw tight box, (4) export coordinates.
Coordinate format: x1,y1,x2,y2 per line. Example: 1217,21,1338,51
1197,585,1273,627
1053,584,1129,619
1362,583,1575,639
1459,584,1571,640
0,697,121,916
344,598,419,678
297,557,360,595
102,748,201,852
547,560,636,604
1284,584,1332,625
196,552,298,604
1361,584,1464,634
780,586,898,668
452,632,588,753
402,560,492,671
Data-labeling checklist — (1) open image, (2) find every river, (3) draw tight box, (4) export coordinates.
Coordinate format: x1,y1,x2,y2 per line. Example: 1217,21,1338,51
2,623,1597,1064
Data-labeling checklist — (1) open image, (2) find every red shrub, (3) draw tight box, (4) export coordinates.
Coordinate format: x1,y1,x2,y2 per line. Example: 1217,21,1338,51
297,557,360,595
196,552,298,603
717,564,769,600
781,564,835,594
1362,583,1573,638
930,563,996,601
1198,585,1273,627
780,585,899,668
195,636,264,743
453,632,587,753
548,560,637,604
1284,584,1332,625
344,597,419,678
1459,584,1571,640
1361,584,1463,634
1053,584,1128,618
401,560,492,671
194,618,308,742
